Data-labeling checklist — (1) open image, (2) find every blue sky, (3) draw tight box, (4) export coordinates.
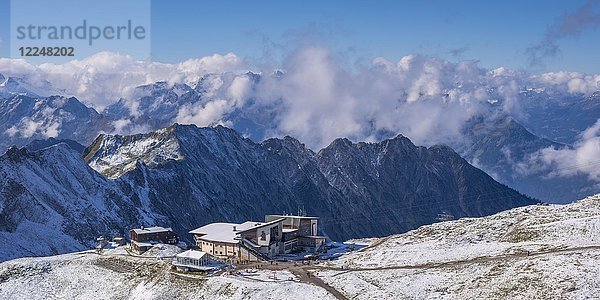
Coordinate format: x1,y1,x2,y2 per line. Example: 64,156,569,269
0,0,598,73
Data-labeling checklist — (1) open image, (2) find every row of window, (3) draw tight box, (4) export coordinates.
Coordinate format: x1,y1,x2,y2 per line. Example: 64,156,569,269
177,258,206,266
200,241,233,248
207,249,237,256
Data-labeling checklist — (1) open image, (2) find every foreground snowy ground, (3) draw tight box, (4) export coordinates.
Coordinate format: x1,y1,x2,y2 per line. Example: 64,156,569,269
0,194,598,299
320,194,600,299
0,251,334,300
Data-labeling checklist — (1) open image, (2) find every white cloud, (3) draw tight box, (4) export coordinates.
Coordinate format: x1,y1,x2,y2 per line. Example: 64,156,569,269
519,119,600,182
175,99,233,127
534,71,600,94
256,46,363,147
0,52,247,110
251,47,511,148
112,119,132,134
6,117,61,138
228,75,251,105
0,47,599,190
1,48,599,154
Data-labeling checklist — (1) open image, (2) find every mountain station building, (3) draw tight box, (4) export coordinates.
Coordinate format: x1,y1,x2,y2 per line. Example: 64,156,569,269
189,215,326,261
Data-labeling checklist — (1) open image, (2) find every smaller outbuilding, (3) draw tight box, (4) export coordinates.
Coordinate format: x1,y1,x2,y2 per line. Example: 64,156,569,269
112,237,126,246
172,250,220,272
130,226,178,254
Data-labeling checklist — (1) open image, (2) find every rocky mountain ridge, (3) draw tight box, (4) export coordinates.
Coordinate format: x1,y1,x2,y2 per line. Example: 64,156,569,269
0,124,535,261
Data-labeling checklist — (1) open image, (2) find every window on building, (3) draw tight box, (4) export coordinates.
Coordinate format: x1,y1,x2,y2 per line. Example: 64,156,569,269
261,231,266,241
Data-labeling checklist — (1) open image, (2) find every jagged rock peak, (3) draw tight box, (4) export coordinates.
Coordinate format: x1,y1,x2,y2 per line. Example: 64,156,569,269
84,124,185,179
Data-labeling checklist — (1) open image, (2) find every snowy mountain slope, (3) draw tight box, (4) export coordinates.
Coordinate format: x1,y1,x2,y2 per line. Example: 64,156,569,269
103,81,199,130
86,124,353,240
0,144,163,262
102,72,265,136
85,125,185,179
317,194,600,299
319,249,598,299
25,137,86,153
0,123,535,262
316,135,536,235
334,194,599,268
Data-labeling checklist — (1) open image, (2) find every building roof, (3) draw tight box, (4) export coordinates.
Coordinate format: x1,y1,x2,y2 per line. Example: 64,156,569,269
236,218,285,234
131,226,173,235
176,250,208,260
189,222,261,243
189,218,285,243
131,240,154,247
266,214,319,220
189,218,286,243
282,228,298,233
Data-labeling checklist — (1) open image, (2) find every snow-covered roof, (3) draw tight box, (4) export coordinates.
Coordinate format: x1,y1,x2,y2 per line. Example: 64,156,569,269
267,214,319,220
189,218,285,243
282,228,298,233
176,250,207,260
237,218,286,234
131,226,173,235
239,221,266,229
132,240,154,247
189,222,261,243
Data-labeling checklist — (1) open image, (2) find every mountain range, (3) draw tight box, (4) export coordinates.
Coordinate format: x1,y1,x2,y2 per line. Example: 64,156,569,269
1,72,597,203
0,123,535,262
0,70,598,262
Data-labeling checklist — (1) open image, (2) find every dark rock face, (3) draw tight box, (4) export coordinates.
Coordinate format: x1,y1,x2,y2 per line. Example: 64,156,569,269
84,124,536,241
315,135,535,237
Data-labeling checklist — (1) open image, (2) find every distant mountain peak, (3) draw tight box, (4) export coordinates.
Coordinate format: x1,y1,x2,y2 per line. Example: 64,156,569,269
328,137,354,148
83,123,251,179
0,74,62,99
84,124,185,179
2,146,29,162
